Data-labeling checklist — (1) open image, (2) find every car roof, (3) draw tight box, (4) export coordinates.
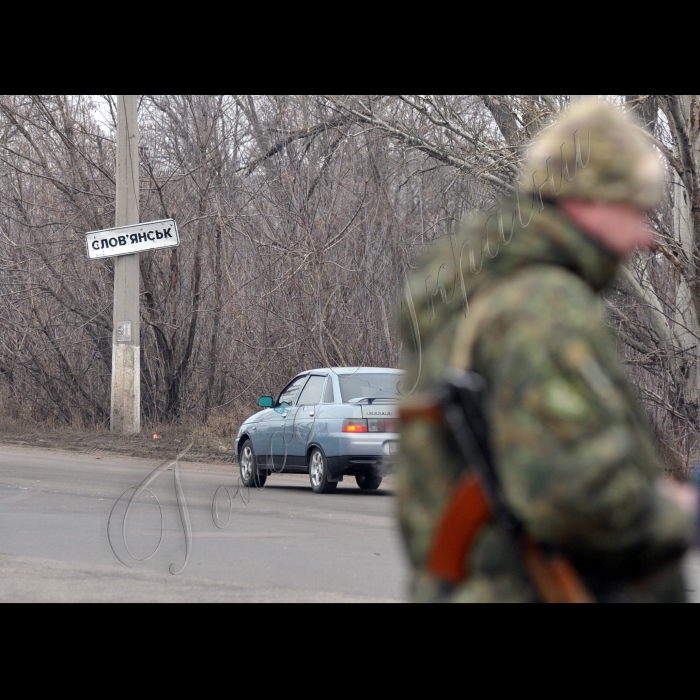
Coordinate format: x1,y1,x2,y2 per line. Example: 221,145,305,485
299,367,403,376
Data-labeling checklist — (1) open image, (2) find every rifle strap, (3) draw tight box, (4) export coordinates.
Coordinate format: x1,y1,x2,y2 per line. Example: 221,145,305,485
449,280,504,371
425,278,511,585
449,270,538,370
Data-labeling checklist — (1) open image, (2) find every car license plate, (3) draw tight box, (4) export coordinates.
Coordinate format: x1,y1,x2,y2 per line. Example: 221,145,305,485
388,441,400,455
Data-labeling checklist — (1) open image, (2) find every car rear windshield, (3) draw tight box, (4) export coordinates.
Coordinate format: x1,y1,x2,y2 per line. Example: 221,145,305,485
338,373,400,403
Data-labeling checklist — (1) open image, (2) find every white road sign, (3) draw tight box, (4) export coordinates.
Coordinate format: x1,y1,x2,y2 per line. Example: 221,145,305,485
85,219,180,259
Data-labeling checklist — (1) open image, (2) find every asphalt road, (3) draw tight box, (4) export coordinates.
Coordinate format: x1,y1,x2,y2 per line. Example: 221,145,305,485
1,444,698,603
0,445,409,602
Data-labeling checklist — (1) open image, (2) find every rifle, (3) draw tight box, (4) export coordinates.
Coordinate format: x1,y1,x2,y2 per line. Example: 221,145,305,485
399,368,593,604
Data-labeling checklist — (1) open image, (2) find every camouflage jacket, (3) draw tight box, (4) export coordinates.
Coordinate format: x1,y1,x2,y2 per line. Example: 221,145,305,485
396,199,694,602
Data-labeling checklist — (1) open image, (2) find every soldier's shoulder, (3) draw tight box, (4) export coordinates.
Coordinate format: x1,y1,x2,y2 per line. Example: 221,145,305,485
472,265,607,375
480,264,602,325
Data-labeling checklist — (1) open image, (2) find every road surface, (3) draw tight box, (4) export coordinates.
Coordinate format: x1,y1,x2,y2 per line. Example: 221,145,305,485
1,443,698,603
0,445,408,602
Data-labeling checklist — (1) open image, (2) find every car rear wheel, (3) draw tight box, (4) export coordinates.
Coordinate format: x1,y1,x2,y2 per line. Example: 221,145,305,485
309,447,337,494
355,474,382,490
239,439,267,488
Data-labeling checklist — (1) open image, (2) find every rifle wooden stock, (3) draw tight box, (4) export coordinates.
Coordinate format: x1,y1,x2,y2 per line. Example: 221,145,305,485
521,537,593,603
402,398,593,603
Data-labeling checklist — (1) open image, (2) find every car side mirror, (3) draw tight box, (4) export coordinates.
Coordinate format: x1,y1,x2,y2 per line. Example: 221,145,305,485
257,396,274,408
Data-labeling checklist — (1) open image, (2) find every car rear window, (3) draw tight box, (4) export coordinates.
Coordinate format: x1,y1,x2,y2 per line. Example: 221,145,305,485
337,373,400,403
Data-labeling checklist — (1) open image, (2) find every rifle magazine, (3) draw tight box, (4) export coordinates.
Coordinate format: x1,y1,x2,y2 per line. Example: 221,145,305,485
426,474,491,586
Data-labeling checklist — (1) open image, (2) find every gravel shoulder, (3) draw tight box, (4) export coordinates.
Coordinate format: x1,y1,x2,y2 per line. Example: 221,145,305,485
0,425,238,468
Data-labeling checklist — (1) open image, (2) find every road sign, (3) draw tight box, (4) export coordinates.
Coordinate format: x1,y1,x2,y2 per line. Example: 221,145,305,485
85,219,179,259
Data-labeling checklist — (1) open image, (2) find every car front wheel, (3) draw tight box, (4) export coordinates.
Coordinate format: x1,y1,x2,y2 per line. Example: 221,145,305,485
309,447,337,494
239,439,267,488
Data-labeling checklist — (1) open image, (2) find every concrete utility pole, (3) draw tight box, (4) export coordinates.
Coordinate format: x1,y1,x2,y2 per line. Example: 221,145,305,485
111,95,140,434
570,95,596,105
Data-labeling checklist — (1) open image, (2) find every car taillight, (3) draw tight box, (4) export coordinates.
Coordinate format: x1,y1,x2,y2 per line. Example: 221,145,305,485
342,419,368,433
367,418,398,432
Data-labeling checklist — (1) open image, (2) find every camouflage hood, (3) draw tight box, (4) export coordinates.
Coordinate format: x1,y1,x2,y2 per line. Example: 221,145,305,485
407,197,620,342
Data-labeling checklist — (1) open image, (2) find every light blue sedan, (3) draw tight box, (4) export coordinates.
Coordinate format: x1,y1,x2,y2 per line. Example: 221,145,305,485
235,368,402,493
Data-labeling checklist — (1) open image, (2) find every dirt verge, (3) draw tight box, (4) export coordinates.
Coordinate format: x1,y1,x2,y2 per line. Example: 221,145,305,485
0,425,238,465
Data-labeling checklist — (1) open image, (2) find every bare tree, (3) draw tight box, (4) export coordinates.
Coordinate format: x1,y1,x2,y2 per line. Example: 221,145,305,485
0,94,698,475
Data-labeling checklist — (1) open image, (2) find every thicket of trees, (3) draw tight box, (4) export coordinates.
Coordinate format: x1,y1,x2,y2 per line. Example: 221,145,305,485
0,95,698,473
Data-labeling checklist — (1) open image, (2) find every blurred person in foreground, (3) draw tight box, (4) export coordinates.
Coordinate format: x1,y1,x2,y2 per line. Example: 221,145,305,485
396,100,697,603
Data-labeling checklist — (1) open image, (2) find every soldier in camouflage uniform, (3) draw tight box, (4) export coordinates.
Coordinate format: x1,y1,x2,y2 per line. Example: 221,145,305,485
396,100,696,603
